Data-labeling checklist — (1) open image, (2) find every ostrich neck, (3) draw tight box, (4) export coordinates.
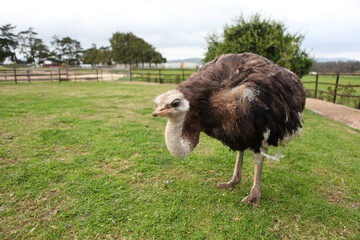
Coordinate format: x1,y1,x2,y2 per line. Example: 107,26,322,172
165,115,196,158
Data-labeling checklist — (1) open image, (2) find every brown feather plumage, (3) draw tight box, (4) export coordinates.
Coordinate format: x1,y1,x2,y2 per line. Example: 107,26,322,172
177,53,306,152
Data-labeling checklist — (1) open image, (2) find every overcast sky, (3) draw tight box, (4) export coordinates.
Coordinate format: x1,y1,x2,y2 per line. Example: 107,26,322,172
1,0,360,61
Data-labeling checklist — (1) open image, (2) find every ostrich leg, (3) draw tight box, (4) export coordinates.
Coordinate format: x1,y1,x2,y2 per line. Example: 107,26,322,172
216,151,244,189
241,151,266,207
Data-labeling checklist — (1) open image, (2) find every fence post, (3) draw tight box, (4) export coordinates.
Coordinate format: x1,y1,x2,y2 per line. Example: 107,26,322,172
129,65,132,81
58,68,62,83
27,69,31,82
333,72,340,103
13,68,17,84
182,68,185,82
159,69,162,83
314,72,319,99
96,68,99,81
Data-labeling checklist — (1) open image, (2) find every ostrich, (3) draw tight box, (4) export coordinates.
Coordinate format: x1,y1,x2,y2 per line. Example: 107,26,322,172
152,53,306,206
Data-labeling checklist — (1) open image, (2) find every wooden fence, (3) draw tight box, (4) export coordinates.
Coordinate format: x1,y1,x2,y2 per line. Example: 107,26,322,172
2,67,359,108
0,67,129,83
302,72,360,107
129,67,197,84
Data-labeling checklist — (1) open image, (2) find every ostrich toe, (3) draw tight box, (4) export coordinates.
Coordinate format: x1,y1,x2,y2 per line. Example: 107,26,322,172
215,180,241,189
241,189,261,207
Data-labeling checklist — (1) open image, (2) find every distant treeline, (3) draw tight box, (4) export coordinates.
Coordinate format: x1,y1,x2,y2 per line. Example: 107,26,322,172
0,24,166,67
311,61,360,73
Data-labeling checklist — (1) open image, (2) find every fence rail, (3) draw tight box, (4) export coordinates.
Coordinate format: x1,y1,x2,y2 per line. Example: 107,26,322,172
302,72,360,108
2,67,359,108
0,67,129,83
130,67,197,84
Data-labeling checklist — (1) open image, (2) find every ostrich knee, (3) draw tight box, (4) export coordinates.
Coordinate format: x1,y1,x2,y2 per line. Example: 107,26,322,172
241,153,264,207
216,151,244,189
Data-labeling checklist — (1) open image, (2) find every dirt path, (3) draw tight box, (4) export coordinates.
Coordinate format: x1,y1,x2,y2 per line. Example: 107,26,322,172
305,98,360,130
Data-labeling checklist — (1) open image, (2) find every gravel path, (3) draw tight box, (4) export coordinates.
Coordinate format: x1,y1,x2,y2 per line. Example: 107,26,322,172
305,98,360,130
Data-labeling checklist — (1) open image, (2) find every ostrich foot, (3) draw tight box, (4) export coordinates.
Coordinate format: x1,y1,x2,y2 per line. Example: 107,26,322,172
216,151,243,189
241,189,261,207
216,179,240,189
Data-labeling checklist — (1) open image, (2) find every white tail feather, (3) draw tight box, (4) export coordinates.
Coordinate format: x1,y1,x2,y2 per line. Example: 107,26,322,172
260,151,284,162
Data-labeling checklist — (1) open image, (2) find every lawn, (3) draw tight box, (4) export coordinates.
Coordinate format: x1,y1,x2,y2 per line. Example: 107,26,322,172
0,82,359,239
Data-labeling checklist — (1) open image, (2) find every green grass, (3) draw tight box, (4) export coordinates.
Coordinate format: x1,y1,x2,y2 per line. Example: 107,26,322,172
302,75,360,107
0,82,359,239
131,68,197,83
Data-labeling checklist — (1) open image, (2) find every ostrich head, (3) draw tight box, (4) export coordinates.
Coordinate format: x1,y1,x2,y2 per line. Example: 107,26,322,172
152,90,190,119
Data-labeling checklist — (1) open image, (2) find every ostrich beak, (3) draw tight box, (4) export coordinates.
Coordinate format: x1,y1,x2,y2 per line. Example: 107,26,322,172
152,107,175,117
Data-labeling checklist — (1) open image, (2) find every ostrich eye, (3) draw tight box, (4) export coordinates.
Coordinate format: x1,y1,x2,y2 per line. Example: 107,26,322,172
171,99,181,108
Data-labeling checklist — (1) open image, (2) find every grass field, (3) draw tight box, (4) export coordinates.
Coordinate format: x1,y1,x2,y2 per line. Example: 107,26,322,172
0,82,359,239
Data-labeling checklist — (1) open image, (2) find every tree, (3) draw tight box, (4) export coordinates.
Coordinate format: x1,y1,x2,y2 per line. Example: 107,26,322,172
147,49,166,67
0,24,49,65
50,35,83,65
83,44,99,65
110,32,135,65
204,14,313,78
83,45,113,66
18,28,49,66
96,47,112,65
0,24,18,64
312,61,360,73
110,32,166,66
28,38,49,66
